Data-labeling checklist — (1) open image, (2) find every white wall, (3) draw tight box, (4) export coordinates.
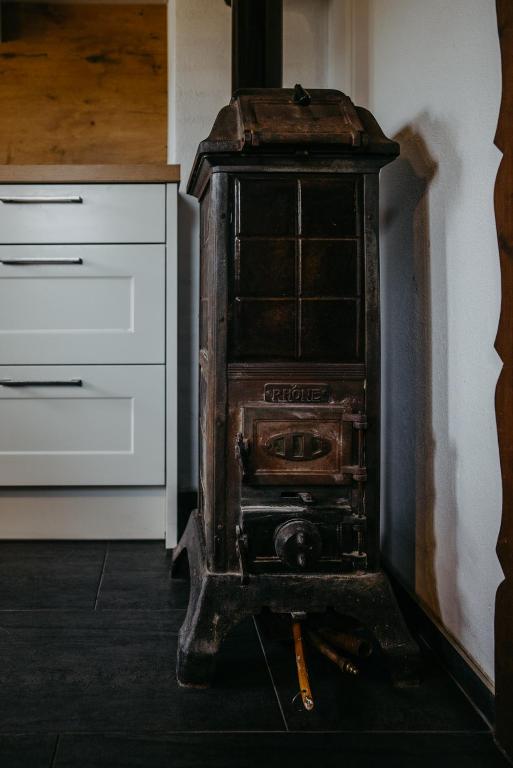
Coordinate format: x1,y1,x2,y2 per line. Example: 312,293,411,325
353,0,502,686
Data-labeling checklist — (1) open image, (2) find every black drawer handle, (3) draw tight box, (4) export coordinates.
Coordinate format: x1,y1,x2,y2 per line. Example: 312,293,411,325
0,258,83,266
0,196,83,204
0,379,83,388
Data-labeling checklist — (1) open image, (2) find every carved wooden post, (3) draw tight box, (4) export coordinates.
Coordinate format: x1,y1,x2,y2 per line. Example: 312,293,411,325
494,0,513,758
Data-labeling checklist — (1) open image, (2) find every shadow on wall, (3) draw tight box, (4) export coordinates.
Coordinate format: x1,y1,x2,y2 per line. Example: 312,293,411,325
380,119,461,626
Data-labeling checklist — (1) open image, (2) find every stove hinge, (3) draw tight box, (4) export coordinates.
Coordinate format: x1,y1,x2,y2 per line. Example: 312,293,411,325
235,524,250,585
235,432,250,480
344,411,368,570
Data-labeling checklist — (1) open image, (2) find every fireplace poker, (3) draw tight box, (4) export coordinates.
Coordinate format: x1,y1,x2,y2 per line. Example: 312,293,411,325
291,613,314,711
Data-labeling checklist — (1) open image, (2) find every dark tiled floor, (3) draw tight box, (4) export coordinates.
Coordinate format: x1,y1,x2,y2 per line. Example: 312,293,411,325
0,541,508,768
96,542,189,610
0,542,106,610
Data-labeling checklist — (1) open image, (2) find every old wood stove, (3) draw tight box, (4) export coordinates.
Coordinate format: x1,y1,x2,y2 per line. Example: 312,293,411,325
172,87,420,688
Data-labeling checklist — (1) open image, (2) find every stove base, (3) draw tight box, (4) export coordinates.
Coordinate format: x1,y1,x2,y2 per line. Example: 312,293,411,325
172,510,421,689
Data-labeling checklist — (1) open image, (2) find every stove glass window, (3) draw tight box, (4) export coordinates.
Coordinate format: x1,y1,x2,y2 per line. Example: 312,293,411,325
231,175,363,362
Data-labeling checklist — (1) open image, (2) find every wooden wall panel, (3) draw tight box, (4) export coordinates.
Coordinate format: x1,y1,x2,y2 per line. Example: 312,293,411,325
495,0,513,759
0,3,167,164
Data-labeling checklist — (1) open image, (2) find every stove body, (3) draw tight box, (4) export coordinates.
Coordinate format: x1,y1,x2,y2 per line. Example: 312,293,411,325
173,89,420,687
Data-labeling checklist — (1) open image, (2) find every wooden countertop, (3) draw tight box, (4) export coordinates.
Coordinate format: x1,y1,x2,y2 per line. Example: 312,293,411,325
0,165,181,184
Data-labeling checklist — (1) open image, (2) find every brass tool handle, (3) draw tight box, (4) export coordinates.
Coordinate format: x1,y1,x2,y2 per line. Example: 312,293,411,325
292,620,314,711
0,196,83,204
307,629,359,676
317,627,372,658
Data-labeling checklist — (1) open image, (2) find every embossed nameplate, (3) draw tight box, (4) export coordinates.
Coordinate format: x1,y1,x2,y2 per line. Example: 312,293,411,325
264,383,331,403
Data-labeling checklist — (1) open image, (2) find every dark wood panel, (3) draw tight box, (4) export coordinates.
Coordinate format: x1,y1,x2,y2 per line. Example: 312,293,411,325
0,3,167,164
494,0,513,758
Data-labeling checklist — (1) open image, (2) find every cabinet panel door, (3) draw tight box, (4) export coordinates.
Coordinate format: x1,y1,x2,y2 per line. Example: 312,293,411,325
0,245,165,364
0,365,165,486
0,184,165,244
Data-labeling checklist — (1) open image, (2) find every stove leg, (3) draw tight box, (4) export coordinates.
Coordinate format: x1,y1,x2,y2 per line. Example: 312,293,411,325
319,571,421,687
174,511,244,687
176,578,237,688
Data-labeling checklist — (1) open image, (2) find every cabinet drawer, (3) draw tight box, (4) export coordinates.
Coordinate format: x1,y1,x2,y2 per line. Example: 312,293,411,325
0,245,165,364
0,184,165,244
0,365,165,486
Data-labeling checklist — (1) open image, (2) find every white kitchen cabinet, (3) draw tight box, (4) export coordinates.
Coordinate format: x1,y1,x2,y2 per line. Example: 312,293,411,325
0,365,165,486
0,165,180,546
0,244,165,364
0,184,165,243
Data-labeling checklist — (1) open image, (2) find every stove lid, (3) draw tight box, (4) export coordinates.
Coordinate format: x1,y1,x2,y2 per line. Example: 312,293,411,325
187,87,399,195
234,87,365,148
195,87,398,152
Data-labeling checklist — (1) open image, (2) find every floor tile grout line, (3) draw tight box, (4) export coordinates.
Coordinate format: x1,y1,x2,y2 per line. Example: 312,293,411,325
0,729,495,737
93,543,110,611
253,616,289,732
0,608,188,613
494,737,513,767
49,734,60,768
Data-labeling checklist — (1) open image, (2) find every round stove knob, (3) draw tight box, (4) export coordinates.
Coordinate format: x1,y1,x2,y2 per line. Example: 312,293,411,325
273,519,322,571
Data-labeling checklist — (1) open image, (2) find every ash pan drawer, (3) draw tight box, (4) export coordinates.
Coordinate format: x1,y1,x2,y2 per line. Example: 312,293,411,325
0,245,165,364
0,184,166,244
0,365,165,486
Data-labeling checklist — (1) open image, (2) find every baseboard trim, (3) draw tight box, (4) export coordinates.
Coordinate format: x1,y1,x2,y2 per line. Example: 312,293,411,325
0,487,166,540
388,569,495,727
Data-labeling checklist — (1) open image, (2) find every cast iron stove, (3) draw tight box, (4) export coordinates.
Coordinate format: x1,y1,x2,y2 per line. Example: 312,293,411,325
172,86,420,688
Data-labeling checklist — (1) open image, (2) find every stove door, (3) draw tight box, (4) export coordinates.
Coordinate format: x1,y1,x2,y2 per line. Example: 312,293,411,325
241,405,360,485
